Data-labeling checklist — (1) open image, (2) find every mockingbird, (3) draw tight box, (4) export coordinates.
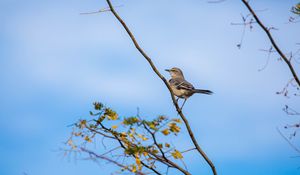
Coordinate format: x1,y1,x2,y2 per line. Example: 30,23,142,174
165,67,213,109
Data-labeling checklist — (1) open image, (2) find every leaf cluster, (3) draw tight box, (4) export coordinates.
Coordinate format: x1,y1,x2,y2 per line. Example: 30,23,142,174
65,102,192,175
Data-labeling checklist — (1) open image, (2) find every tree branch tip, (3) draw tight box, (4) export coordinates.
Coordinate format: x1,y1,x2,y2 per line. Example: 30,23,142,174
79,5,124,15
80,9,111,15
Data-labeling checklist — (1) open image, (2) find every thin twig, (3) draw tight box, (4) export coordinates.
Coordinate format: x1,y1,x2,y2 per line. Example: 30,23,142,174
277,127,300,154
283,105,300,116
258,46,275,71
80,5,123,15
207,0,226,3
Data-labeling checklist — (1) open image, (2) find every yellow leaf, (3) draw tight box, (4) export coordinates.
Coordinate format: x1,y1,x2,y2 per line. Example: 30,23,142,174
74,132,82,136
84,136,92,143
137,134,148,141
152,149,159,154
80,120,86,125
169,123,180,133
143,152,148,157
171,150,183,159
131,165,137,173
79,120,87,129
67,139,77,149
135,154,142,171
135,157,141,166
67,139,73,146
111,125,118,130
165,143,170,148
129,133,134,139
105,108,118,120
161,129,170,136
149,123,157,130
108,114,118,120
173,118,182,123
120,132,127,138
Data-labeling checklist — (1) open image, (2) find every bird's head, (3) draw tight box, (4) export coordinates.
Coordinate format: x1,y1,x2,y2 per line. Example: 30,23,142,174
165,67,184,78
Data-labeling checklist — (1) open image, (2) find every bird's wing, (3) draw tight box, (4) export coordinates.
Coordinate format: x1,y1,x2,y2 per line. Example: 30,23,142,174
169,78,195,90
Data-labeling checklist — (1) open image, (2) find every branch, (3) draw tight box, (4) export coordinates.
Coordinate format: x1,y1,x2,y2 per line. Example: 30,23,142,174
276,127,300,154
104,1,217,175
241,0,300,87
207,0,226,3
81,147,147,175
86,125,116,139
283,105,300,116
99,121,164,175
142,123,191,175
150,152,191,175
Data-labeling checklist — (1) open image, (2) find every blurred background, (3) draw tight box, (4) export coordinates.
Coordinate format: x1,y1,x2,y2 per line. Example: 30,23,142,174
1,0,300,174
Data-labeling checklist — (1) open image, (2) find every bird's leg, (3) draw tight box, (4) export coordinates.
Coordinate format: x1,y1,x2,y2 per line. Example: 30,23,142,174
180,98,187,111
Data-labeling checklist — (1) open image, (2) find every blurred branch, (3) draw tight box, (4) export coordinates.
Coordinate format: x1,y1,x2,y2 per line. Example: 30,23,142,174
105,0,217,175
258,46,275,71
207,0,226,3
291,3,300,15
277,127,300,154
241,0,300,87
276,78,299,98
283,105,300,116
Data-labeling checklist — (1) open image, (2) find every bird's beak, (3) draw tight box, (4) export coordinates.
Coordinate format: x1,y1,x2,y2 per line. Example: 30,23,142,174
165,69,170,72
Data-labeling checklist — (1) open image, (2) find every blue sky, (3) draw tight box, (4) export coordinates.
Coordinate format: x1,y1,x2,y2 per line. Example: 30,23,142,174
1,0,300,175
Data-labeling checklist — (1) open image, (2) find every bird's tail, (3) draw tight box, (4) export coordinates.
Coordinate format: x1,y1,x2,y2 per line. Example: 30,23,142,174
194,89,213,95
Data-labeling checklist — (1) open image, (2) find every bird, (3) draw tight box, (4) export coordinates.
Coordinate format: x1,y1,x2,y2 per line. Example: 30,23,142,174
165,67,213,110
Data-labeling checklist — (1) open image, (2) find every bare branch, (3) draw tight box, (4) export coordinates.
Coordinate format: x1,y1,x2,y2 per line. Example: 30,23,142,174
241,0,300,87
258,46,275,71
276,78,297,98
277,127,300,154
104,1,217,174
283,105,300,116
231,13,256,49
